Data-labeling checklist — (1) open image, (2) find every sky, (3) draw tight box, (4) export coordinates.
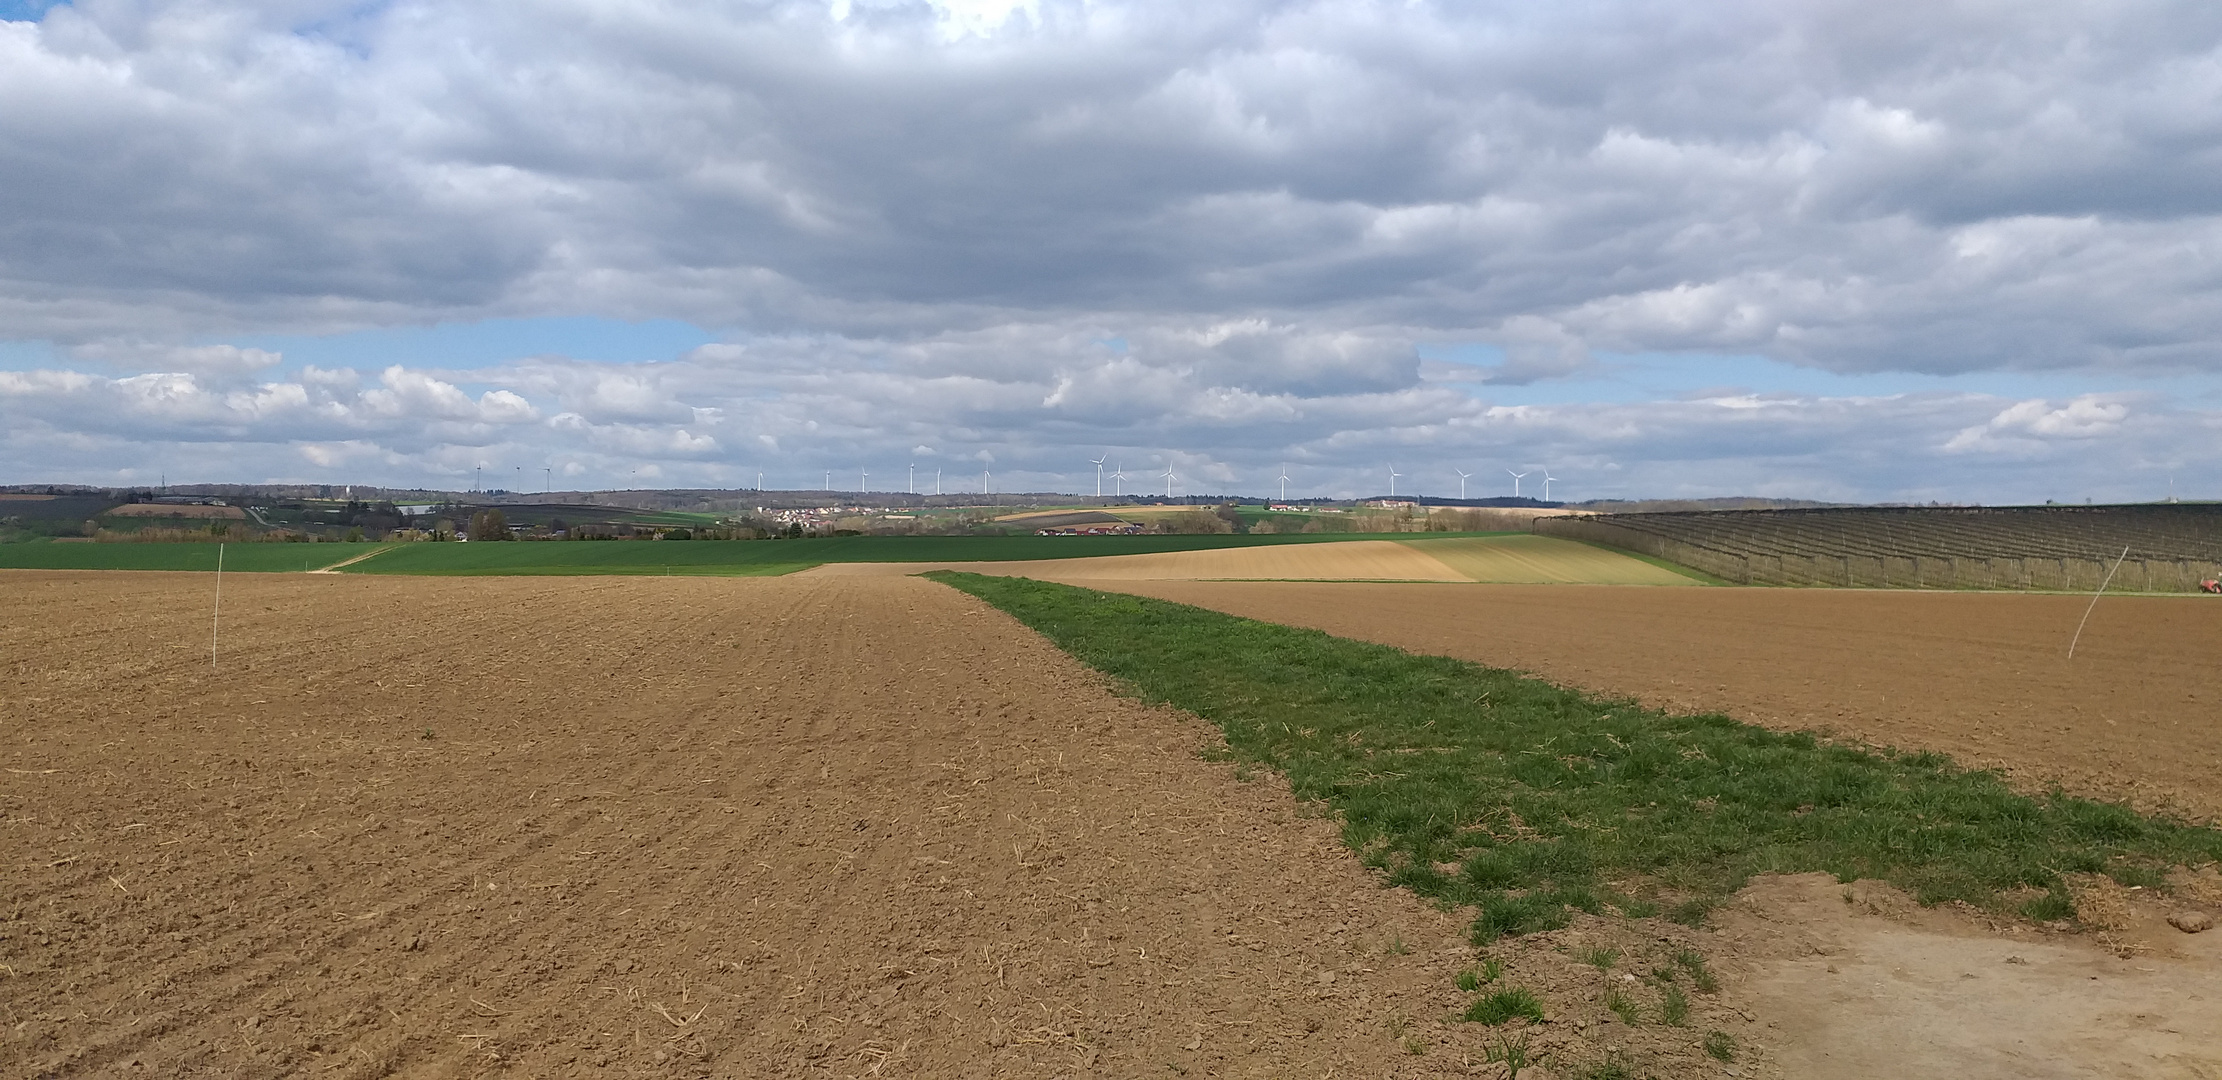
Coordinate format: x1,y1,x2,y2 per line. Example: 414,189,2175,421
4,0,2222,503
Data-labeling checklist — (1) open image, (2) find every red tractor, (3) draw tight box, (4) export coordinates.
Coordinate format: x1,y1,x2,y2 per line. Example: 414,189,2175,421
2202,578,2222,594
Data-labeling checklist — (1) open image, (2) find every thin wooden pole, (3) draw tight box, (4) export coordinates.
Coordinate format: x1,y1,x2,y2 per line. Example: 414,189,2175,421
2067,545,2130,660
211,543,224,668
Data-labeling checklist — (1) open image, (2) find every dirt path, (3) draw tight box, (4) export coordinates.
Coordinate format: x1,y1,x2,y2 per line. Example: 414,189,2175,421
306,546,392,573
0,571,1514,1078
1060,581,2222,825
1713,874,2222,1080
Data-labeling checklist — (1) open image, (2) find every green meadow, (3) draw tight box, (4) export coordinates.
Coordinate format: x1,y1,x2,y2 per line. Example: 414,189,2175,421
0,542,386,573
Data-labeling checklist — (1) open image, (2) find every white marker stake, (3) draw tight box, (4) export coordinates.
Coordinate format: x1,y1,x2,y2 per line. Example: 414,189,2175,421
211,542,224,668
2066,545,2130,661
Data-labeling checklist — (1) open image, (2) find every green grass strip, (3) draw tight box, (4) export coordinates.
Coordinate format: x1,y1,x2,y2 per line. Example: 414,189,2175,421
929,572,2222,940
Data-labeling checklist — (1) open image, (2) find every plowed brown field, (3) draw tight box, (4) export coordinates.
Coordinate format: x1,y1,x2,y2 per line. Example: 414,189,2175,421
3,571,1607,1079
10,570,2220,1080
1071,581,2222,824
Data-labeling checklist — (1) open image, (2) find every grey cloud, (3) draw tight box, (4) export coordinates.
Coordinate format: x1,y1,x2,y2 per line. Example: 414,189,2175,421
6,0,2222,497
4,0,2221,376
2,341,2217,503
69,341,285,378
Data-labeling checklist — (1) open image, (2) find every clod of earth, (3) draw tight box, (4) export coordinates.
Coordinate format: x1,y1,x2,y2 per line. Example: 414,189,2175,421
2167,911,2214,933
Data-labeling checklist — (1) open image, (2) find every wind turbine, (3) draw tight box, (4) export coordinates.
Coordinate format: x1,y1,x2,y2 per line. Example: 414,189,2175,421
859,467,867,494
824,469,831,492
935,468,942,495
1541,469,1559,502
1506,469,1529,499
1162,465,1177,499
1091,454,1107,497
1112,462,1126,497
1277,463,1291,501
908,463,915,495
1455,468,1471,500
1388,464,1402,498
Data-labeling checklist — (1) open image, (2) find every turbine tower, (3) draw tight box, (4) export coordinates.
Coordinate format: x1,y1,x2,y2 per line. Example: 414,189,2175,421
1541,469,1558,502
935,468,942,495
1277,463,1291,502
908,463,915,495
1112,462,1126,496
1162,466,1176,499
1506,468,1529,499
1455,468,1471,500
1388,464,1402,498
859,467,867,494
1091,454,1107,497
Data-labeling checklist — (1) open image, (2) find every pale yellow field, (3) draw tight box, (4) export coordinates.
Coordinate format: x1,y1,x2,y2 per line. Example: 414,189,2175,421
805,534,1697,584
1400,534,1700,585
805,539,1470,581
1013,539,1471,581
105,503,247,519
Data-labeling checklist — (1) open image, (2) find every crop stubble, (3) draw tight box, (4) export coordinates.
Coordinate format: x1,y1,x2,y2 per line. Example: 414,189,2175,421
4,571,1533,1078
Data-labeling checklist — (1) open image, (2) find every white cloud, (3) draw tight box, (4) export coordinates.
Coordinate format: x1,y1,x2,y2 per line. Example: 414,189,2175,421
3,0,2222,499
68,342,285,377
1945,394,2134,451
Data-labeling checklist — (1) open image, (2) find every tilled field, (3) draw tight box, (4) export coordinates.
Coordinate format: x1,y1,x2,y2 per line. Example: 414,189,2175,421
1060,581,2222,824
12,570,2219,1079
2,571,1589,1079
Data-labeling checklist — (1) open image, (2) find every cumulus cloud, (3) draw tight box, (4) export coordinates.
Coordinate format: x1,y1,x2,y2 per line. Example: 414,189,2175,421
4,0,2222,497
68,342,285,378
1944,394,2135,451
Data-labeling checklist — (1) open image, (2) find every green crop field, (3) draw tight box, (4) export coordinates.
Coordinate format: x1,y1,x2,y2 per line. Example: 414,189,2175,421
0,542,385,573
336,531,1498,576
0,531,1561,577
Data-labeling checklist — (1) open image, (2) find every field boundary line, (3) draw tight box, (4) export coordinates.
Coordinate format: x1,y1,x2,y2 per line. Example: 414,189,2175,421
310,547,394,573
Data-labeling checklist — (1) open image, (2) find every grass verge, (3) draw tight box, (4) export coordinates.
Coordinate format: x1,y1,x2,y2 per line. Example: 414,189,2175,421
928,572,2222,941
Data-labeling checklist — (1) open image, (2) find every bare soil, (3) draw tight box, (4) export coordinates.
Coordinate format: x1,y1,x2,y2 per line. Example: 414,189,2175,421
9,571,2217,1078
2,571,1743,1079
1064,581,2222,825
1714,874,2222,1080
